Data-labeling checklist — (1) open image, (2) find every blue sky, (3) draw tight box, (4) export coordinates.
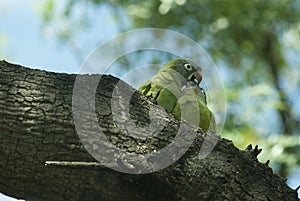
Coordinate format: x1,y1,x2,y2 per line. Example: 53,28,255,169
0,1,77,72
0,0,124,73
0,0,299,200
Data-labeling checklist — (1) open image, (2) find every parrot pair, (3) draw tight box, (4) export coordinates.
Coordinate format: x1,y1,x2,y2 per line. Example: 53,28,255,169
138,58,216,131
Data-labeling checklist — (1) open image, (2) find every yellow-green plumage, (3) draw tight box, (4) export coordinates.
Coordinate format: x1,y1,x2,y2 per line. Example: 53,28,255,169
138,58,202,113
138,58,215,131
138,70,182,112
172,84,216,131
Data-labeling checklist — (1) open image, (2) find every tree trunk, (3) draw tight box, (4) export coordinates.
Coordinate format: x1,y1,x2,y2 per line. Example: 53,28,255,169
0,60,298,201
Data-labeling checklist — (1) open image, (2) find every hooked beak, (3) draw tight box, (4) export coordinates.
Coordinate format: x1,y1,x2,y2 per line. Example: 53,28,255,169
188,70,202,85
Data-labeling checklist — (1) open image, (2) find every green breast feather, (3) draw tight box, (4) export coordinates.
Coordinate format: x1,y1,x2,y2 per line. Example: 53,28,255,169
172,83,216,131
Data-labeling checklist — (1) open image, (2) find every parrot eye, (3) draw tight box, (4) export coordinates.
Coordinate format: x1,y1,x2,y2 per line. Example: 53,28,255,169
184,63,192,71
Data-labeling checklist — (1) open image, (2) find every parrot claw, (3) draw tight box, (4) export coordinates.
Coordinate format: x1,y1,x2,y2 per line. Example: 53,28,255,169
153,90,161,101
199,87,207,104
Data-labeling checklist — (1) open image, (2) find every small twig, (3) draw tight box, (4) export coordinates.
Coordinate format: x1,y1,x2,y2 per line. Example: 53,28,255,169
246,144,252,151
265,160,270,166
45,161,106,169
245,144,262,158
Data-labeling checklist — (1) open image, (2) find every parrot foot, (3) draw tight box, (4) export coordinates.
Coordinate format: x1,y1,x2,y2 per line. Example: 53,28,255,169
147,91,159,105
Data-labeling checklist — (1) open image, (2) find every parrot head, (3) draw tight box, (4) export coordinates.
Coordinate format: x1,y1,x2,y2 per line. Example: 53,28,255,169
161,58,202,85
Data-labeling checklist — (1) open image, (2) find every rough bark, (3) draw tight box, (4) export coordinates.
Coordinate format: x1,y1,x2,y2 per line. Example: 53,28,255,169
0,60,298,201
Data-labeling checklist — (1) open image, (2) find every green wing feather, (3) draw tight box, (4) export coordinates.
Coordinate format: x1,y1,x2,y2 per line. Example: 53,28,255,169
138,68,183,113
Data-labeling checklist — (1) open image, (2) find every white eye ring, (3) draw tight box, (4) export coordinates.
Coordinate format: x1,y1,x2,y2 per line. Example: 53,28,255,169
184,63,192,71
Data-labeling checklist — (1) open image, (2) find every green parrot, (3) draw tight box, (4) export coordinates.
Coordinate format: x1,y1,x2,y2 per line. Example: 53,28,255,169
138,58,202,113
172,81,216,131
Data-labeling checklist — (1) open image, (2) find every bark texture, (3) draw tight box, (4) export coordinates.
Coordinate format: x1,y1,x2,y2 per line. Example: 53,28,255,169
0,60,298,201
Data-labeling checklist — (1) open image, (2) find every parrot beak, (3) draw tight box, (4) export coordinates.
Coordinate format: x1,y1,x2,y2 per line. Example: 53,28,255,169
188,70,202,85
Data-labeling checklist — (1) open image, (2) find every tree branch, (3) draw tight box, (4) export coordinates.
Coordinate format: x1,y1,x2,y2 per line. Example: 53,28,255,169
0,60,298,201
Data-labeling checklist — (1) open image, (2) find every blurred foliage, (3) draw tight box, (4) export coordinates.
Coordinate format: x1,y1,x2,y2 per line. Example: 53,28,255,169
39,0,300,177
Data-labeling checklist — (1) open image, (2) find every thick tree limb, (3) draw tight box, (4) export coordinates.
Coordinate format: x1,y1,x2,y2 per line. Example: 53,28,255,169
0,60,298,201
